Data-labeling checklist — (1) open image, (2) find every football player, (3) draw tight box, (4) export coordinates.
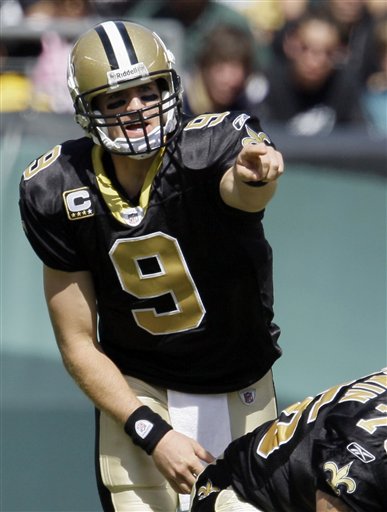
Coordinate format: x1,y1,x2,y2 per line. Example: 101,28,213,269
190,368,387,512
19,21,284,511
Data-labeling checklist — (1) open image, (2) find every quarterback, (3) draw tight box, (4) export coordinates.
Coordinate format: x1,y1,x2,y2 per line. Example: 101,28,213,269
190,368,387,512
19,21,284,511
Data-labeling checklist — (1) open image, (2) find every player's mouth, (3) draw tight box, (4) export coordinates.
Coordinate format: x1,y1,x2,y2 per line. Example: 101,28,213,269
124,119,154,138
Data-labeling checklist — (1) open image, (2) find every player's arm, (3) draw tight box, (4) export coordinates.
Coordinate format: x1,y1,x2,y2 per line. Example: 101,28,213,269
43,265,142,423
43,265,213,493
220,142,284,212
316,490,352,512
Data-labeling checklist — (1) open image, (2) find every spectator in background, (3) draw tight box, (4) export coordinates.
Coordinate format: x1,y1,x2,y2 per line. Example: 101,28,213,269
0,0,92,113
365,0,387,18
318,0,378,86
0,0,42,112
183,25,267,117
214,1,313,73
213,1,309,70
0,1,31,111
362,15,387,134
30,31,75,112
89,0,139,17
0,43,32,111
19,0,89,17
124,0,261,72
257,10,367,136
25,0,92,112
244,0,311,65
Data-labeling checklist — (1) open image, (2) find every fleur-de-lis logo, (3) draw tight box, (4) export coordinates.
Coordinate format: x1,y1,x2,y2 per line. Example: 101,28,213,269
197,479,221,500
324,461,357,495
242,126,272,147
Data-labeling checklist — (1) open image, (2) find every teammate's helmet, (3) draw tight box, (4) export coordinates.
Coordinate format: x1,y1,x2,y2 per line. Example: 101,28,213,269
67,20,183,157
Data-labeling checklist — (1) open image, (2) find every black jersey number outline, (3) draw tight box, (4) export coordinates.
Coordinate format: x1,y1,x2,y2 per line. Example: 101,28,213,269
109,232,205,335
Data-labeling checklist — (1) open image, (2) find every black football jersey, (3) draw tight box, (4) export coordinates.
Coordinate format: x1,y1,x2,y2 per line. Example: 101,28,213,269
19,111,281,393
192,369,387,511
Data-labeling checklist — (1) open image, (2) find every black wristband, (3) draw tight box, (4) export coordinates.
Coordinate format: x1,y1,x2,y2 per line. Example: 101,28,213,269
243,180,268,187
124,405,172,455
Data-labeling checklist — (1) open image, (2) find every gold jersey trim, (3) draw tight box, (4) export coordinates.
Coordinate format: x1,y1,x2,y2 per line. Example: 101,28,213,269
92,145,165,226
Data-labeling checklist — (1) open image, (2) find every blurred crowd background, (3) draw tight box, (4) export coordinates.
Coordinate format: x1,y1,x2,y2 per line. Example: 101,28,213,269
1,0,387,135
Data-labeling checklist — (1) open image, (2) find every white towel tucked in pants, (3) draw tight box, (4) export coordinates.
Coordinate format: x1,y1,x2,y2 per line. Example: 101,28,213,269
167,391,232,511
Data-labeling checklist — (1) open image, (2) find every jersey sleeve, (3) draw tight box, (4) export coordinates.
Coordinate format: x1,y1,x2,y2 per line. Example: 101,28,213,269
19,145,88,272
181,112,275,177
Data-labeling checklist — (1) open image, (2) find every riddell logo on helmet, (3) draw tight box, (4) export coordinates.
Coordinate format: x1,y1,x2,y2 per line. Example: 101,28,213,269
108,63,149,85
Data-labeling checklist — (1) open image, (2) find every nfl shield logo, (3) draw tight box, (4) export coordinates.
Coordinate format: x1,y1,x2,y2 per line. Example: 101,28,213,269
239,389,256,405
121,206,144,227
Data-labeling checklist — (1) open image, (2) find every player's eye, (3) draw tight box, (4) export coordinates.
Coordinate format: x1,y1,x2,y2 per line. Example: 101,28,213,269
105,98,127,110
141,93,159,102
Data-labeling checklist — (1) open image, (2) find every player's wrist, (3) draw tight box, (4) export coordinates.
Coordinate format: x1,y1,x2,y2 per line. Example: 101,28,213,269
124,405,172,455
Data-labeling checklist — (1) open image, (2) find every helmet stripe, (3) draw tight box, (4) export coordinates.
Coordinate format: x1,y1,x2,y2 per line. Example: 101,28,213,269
115,21,138,64
96,21,138,70
95,23,119,69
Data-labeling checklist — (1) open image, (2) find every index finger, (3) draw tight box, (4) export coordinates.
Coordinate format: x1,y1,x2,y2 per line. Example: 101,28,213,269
245,142,268,155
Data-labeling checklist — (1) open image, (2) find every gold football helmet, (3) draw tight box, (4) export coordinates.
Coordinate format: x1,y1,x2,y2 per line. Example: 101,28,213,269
67,20,183,157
